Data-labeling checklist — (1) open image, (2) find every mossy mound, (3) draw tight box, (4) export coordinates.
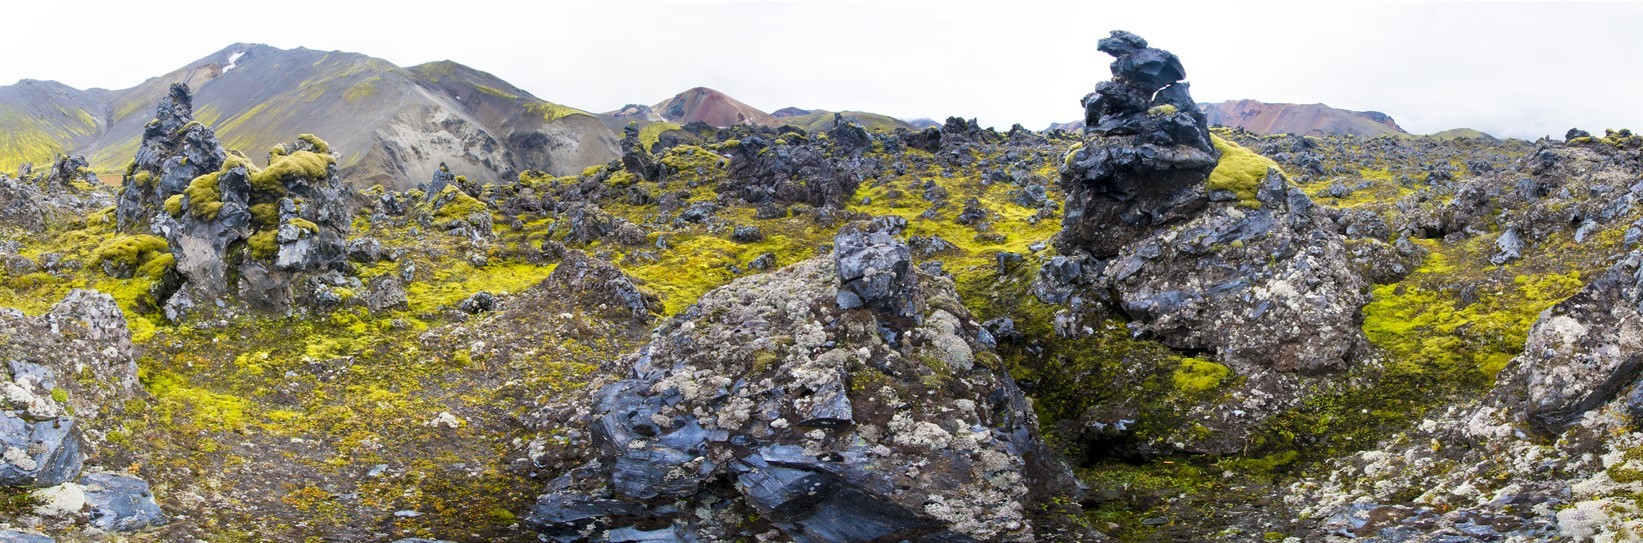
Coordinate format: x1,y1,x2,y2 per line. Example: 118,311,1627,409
93,234,170,278
1207,134,1281,206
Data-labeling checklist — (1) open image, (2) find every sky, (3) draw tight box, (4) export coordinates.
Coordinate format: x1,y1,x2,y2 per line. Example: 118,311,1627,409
4,1,1642,139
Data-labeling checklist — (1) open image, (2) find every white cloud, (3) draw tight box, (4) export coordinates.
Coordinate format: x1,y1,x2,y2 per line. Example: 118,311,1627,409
4,0,1641,139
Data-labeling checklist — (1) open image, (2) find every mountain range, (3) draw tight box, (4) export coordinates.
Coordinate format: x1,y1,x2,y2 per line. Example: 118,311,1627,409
1047,99,1498,140
0,44,922,190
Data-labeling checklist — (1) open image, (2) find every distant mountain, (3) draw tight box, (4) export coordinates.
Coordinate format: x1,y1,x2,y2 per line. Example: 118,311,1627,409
771,107,814,118
2,47,936,187
1428,128,1498,141
1044,120,1082,133
0,44,626,189
652,87,776,127
772,109,917,133
647,88,917,133
904,118,942,130
1199,99,1407,137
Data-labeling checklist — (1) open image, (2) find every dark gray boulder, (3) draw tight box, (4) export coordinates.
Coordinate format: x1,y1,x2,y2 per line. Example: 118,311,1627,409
833,216,923,320
80,472,166,531
0,412,81,487
1487,250,1643,436
458,291,497,314
721,136,863,209
1103,170,1369,373
619,123,663,181
526,255,1089,542
116,83,227,231
0,530,53,543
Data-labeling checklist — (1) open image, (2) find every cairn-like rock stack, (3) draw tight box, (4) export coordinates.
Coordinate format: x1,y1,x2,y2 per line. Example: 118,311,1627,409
1058,30,1219,258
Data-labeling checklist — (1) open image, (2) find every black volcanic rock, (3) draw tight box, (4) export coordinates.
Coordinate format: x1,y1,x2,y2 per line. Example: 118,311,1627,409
833,216,922,320
721,135,863,209
825,113,872,156
117,84,227,231
1059,31,1218,258
1035,31,1372,455
618,123,663,181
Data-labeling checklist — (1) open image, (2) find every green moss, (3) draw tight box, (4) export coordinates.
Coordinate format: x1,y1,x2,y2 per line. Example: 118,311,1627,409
133,170,155,189
289,218,319,233
250,203,279,227
473,85,518,100
431,186,489,221
296,134,332,155
1362,255,1582,381
1147,104,1179,116
146,371,250,432
639,122,682,150
164,194,185,218
184,172,224,220
1172,357,1231,393
136,253,176,280
248,230,279,260
50,387,68,403
1207,135,1281,207
524,101,588,123
93,234,170,272
0,487,40,518
251,150,333,192
344,78,380,102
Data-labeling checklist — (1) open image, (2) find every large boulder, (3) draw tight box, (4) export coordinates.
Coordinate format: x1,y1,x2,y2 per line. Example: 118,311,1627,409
1033,31,1371,455
0,290,139,424
1487,250,1643,436
79,472,166,532
618,123,663,181
1104,170,1369,372
526,247,1088,541
721,135,864,209
0,290,144,490
0,409,81,488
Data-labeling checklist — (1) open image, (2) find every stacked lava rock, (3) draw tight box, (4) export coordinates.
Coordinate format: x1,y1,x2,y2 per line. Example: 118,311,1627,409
1058,30,1219,258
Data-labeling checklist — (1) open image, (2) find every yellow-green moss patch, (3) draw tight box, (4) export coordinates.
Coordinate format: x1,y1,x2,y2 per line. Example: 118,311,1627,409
1207,135,1281,207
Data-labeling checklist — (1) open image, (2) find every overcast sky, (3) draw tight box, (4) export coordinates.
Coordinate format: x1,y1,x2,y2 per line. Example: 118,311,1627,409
5,1,1641,139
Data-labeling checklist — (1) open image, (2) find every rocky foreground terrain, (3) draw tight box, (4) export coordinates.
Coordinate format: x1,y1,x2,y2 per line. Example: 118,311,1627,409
3,30,1643,542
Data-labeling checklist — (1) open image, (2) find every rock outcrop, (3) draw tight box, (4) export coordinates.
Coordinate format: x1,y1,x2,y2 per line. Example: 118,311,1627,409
0,290,164,534
545,249,660,322
618,123,663,182
721,133,867,209
0,156,114,232
1050,32,1369,371
833,216,923,320
1032,32,1371,455
1487,250,1643,436
112,83,351,318
116,84,227,232
526,229,1088,542
1290,249,1643,541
